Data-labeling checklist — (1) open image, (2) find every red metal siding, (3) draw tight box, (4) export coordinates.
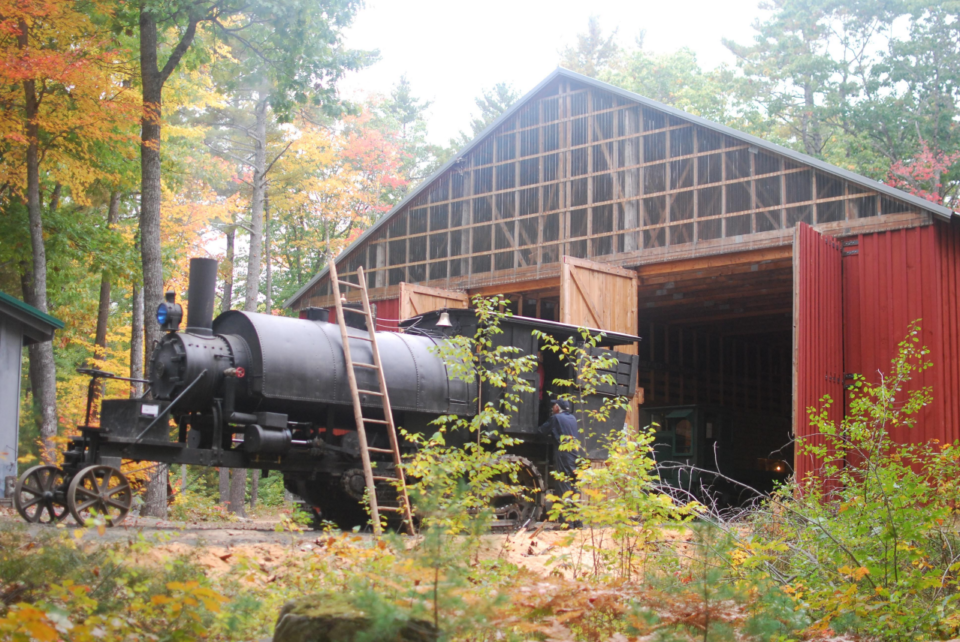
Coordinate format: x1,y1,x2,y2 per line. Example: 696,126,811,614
794,223,844,481
373,298,400,332
842,222,959,447
323,298,401,332
937,222,960,441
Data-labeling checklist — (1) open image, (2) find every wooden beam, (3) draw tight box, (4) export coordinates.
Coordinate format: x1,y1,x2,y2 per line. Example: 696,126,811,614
468,276,561,297
640,284,795,310
636,245,794,278
563,254,639,279
637,259,794,287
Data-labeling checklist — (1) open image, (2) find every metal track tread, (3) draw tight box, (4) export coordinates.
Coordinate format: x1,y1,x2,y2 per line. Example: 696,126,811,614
328,259,416,536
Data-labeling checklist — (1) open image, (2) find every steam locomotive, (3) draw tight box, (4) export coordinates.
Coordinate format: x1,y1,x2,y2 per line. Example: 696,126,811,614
14,258,641,529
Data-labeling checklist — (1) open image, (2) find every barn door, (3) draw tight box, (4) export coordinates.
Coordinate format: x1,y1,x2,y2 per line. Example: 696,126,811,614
560,256,638,340
793,223,843,482
398,282,469,321
559,256,642,429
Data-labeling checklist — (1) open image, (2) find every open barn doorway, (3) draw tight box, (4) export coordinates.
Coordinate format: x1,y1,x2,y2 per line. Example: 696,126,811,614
634,246,796,504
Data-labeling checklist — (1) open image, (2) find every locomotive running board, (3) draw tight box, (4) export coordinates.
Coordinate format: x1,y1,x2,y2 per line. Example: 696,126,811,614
328,258,416,536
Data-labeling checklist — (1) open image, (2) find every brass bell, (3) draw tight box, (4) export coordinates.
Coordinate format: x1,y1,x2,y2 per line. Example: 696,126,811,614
436,311,453,328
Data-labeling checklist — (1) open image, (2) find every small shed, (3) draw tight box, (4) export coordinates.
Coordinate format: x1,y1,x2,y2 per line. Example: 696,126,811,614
0,292,63,498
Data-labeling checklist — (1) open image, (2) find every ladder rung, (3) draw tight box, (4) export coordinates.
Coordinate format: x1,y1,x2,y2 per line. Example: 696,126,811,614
362,418,390,425
377,506,402,512
337,280,363,289
367,447,393,454
352,362,379,369
339,306,368,314
350,336,374,342
357,389,383,396
372,475,397,482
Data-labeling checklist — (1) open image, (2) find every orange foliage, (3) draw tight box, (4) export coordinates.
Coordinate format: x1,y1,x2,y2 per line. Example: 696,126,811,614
0,0,139,200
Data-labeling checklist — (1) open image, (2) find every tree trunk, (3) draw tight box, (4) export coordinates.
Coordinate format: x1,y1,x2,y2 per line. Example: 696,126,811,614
20,268,42,444
139,10,165,369
230,96,268,517
222,223,236,315
138,6,198,518
19,19,58,463
130,283,144,398
219,224,235,507
243,97,269,314
219,468,230,508
229,469,246,518
90,192,122,423
249,192,271,509
264,192,272,312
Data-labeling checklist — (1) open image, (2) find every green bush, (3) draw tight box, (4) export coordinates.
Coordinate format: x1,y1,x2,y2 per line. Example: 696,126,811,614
731,322,960,640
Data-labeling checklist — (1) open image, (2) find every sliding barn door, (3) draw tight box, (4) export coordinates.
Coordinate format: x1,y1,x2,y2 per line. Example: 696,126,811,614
398,282,469,321
559,256,642,428
793,223,843,481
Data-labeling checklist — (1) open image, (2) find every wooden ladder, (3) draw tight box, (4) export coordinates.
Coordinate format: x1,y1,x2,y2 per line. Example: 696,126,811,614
328,259,415,536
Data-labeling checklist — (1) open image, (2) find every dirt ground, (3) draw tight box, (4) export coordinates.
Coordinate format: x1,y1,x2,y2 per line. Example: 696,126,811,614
0,503,689,578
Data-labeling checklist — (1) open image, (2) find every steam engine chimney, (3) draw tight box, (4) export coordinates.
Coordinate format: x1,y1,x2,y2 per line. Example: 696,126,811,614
185,258,218,337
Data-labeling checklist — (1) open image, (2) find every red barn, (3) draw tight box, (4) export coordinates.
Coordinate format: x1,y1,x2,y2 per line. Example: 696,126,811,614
286,69,959,484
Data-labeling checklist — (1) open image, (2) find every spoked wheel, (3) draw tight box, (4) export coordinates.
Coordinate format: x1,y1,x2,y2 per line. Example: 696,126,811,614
67,465,132,527
14,465,68,524
491,455,544,530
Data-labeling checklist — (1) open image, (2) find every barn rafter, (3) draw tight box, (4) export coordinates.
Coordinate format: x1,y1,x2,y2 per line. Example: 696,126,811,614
286,68,955,311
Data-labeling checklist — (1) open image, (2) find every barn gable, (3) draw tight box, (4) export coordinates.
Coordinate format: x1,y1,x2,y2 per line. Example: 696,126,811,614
285,68,954,310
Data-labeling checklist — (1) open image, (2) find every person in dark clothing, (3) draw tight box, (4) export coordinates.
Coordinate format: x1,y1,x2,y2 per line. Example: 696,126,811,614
537,399,585,500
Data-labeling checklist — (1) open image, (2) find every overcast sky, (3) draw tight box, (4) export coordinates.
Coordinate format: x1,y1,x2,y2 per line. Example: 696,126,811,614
338,0,768,145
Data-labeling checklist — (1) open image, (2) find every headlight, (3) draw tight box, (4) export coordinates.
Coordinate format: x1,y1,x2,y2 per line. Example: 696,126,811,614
158,292,182,332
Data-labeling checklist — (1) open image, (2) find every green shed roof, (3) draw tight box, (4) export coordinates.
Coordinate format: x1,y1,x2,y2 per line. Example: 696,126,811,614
0,291,64,346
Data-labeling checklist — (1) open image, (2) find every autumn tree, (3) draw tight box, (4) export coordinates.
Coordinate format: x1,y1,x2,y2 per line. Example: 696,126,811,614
0,0,138,460
270,118,406,305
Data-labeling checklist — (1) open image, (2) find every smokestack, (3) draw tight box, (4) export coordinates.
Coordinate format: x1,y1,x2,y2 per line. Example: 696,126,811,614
185,258,218,336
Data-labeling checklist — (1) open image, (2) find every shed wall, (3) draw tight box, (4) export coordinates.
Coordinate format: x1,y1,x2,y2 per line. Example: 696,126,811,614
0,316,23,486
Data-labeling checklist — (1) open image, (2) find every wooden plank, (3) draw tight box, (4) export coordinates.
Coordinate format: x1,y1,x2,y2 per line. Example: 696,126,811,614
398,282,469,320
468,276,561,298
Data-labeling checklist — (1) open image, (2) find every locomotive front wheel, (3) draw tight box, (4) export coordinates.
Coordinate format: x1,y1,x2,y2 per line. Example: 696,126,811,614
14,465,68,524
67,465,132,527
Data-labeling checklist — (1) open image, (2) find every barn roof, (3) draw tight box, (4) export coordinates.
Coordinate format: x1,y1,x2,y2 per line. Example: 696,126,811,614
285,67,956,309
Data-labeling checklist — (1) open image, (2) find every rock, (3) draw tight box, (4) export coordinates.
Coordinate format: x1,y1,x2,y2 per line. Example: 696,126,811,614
272,593,438,642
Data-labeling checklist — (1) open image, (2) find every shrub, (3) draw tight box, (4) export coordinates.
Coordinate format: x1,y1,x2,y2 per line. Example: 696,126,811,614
731,322,960,640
